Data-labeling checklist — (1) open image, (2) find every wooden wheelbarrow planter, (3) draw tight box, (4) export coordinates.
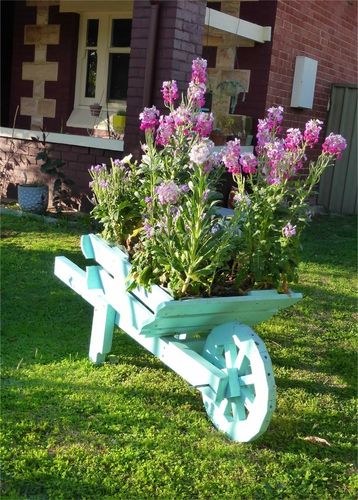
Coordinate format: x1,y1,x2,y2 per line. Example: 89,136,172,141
54,234,302,442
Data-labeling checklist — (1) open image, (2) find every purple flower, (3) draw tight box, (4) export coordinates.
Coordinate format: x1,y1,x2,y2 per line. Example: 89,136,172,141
193,112,214,138
143,221,154,238
139,106,160,131
267,106,284,128
99,180,109,188
239,153,258,174
304,119,323,147
156,115,175,146
191,58,207,85
155,181,181,205
180,184,190,193
284,128,303,152
222,138,241,174
144,196,152,204
322,133,347,159
161,80,179,106
282,222,296,238
90,163,106,173
189,140,214,165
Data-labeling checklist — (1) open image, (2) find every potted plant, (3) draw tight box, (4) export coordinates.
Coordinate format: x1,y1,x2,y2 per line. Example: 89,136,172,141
112,109,126,135
18,132,74,214
89,102,102,117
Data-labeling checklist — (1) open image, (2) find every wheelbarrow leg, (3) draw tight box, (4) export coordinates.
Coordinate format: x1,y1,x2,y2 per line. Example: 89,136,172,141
89,302,116,364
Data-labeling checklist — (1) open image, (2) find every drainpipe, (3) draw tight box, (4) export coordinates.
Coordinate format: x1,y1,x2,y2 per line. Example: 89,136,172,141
142,0,160,107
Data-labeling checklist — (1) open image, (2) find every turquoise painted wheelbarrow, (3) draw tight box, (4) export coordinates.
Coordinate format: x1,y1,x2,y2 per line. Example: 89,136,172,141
54,234,302,442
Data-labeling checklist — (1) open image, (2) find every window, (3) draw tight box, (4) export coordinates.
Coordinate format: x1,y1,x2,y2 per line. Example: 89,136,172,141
67,13,132,128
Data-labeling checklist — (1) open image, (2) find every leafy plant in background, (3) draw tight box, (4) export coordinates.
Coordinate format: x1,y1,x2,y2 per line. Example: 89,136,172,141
89,155,142,246
89,58,347,299
31,132,76,212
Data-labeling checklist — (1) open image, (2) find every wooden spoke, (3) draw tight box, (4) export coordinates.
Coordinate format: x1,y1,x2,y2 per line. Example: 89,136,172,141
202,322,276,442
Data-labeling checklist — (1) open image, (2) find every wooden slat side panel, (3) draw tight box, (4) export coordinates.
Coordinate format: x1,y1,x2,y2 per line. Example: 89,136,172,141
318,86,345,208
140,292,302,337
328,87,356,213
81,234,173,312
319,85,357,214
341,91,358,214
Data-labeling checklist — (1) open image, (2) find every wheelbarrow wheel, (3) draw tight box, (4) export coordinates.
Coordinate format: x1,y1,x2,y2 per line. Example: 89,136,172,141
201,322,276,442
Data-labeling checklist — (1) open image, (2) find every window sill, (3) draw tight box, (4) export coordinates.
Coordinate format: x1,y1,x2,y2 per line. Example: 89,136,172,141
0,127,124,152
66,107,124,131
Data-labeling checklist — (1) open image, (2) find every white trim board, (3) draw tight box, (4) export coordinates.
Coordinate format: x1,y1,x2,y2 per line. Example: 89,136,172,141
205,7,271,44
0,127,124,152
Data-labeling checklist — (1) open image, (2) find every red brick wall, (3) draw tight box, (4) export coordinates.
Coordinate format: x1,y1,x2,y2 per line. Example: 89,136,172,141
44,6,79,133
125,0,206,155
266,0,358,133
1,136,123,204
9,1,36,130
234,1,277,121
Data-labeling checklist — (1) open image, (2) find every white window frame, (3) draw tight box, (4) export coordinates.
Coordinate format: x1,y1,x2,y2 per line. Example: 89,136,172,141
67,12,131,129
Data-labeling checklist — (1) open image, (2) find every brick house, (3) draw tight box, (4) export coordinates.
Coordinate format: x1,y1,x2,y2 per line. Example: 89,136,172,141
1,0,357,212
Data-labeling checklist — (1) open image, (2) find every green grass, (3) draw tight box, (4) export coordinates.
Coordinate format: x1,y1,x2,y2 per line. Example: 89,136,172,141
1,213,357,499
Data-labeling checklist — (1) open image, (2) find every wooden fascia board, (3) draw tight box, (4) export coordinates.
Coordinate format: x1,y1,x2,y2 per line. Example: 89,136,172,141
205,7,271,44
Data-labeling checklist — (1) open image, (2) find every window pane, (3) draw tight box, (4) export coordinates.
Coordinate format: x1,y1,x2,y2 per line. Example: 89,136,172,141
111,19,132,47
85,50,97,97
86,19,98,47
107,53,130,100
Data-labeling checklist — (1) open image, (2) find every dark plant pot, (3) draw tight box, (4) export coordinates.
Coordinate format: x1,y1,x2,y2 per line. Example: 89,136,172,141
18,184,49,214
90,104,102,117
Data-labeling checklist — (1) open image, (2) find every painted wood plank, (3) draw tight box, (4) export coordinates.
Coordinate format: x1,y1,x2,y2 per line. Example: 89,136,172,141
341,89,357,214
89,303,116,364
205,7,271,43
81,234,173,312
139,291,302,337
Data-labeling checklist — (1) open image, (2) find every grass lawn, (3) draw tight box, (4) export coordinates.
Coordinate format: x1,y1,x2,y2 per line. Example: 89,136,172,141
1,213,357,499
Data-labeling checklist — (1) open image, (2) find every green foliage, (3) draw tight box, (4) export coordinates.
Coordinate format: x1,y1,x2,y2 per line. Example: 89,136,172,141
1,213,357,499
32,132,75,212
89,156,142,246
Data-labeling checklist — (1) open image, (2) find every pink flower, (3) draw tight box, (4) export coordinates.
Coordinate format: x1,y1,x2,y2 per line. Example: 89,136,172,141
156,115,175,146
193,112,214,137
282,222,296,238
265,140,285,166
139,106,159,131
161,80,179,106
187,81,206,108
234,192,251,207
304,119,323,147
239,153,258,174
322,133,347,159
191,57,207,85
284,128,303,152
222,138,241,174
155,181,181,205
267,106,284,128
171,105,192,128
189,140,214,165
256,119,272,153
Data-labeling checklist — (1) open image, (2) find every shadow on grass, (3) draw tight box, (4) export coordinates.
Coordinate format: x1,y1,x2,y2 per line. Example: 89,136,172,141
1,214,357,498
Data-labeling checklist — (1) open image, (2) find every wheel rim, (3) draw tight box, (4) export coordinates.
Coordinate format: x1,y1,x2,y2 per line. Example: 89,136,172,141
201,322,276,442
